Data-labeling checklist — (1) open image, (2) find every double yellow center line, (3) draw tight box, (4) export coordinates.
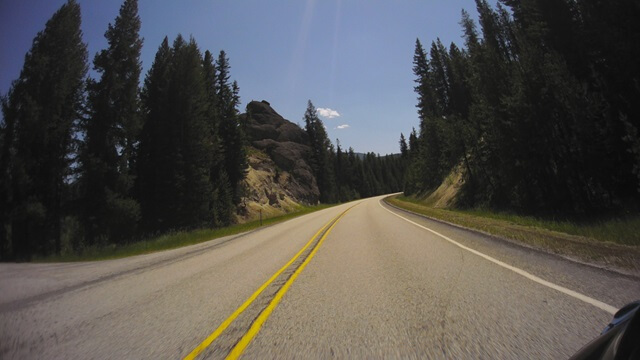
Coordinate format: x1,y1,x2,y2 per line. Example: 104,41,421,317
184,205,356,360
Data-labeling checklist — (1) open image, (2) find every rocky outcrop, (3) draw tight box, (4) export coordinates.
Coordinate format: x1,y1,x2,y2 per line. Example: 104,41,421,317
243,100,309,144
240,100,319,205
237,150,308,223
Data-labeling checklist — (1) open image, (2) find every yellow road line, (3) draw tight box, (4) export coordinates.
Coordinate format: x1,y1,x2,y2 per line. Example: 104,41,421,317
225,205,355,360
183,206,353,360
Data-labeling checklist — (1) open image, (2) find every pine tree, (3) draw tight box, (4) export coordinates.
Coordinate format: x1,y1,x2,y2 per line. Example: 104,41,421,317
216,50,247,202
80,0,142,245
413,39,435,120
399,133,409,160
202,50,232,226
576,0,640,198
138,37,173,232
142,35,213,230
429,39,450,115
413,38,446,189
0,92,15,259
334,139,344,201
1,0,87,257
304,100,336,202
169,36,214,228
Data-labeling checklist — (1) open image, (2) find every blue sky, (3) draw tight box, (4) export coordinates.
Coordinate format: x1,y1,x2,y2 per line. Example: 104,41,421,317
0,0,481,155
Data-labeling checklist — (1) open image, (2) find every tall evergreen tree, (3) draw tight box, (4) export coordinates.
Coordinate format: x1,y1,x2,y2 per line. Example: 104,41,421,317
139,36,214,231
413,39,435,120
169,36,214,228
304,100,336,202
0,0,87,258
413,39,447,190
202,50,232,226
216,51,247,201
575,0,640,197
429,39,450,115
138,37,173,232
399,133,409,159
0,92,15,259
80,0,142,245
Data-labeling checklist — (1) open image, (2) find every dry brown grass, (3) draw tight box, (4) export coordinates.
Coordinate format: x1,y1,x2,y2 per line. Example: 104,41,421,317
422,163,464,208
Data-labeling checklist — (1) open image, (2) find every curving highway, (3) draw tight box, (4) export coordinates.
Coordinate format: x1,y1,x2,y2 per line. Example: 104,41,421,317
1,195,639,359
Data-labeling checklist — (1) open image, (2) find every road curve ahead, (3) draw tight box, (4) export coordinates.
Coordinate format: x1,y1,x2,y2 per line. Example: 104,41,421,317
1,195,639,359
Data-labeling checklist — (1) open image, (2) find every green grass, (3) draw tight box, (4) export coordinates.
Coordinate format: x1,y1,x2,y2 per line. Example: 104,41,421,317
456,209,640,247
392,195,640,246
34,203,334,263
386,195,640,272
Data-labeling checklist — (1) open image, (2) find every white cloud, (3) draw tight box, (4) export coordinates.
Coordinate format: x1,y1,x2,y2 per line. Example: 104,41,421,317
316,107,341,119
335,124,350,130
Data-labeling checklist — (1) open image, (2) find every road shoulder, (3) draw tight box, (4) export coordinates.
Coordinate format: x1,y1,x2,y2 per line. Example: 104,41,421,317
384,195,640,278
380,196,640,309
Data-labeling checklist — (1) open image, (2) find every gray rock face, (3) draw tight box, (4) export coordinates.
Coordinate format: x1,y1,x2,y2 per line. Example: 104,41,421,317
241,100,319,204
244,100,309,144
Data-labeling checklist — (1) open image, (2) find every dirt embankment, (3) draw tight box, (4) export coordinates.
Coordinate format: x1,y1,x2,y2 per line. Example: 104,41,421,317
395,165,640,276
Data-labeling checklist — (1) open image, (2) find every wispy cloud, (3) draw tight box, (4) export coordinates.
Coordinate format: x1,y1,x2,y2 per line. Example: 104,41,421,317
335,124,350,130
317,107,341,119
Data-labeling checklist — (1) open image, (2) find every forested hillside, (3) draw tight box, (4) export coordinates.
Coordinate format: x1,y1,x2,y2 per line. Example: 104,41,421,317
300,101,404,204
403,0,640,216
0,0,404,260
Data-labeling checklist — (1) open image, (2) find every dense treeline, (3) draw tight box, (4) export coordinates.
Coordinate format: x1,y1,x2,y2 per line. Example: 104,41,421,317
0,0,87,258
0,0,246,259
404,0,640,215
304,101,405,203
0,0,404,260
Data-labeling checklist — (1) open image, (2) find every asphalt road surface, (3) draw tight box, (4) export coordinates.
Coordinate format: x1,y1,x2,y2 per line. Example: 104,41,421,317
1,195,639,359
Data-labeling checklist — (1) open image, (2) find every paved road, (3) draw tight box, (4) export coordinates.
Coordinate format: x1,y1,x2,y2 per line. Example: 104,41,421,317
1,195,639,359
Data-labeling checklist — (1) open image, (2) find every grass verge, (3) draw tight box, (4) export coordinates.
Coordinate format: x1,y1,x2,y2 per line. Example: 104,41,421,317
386,195,640,274
34,204,335,263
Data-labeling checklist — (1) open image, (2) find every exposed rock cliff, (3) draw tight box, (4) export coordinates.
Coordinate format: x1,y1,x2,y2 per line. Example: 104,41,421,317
236,100,320,222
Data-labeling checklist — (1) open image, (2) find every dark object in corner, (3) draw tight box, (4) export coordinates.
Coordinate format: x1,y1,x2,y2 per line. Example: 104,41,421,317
570,300,640,360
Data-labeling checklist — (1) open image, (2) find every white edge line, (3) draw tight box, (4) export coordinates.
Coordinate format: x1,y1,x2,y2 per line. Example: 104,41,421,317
378,200,618,315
